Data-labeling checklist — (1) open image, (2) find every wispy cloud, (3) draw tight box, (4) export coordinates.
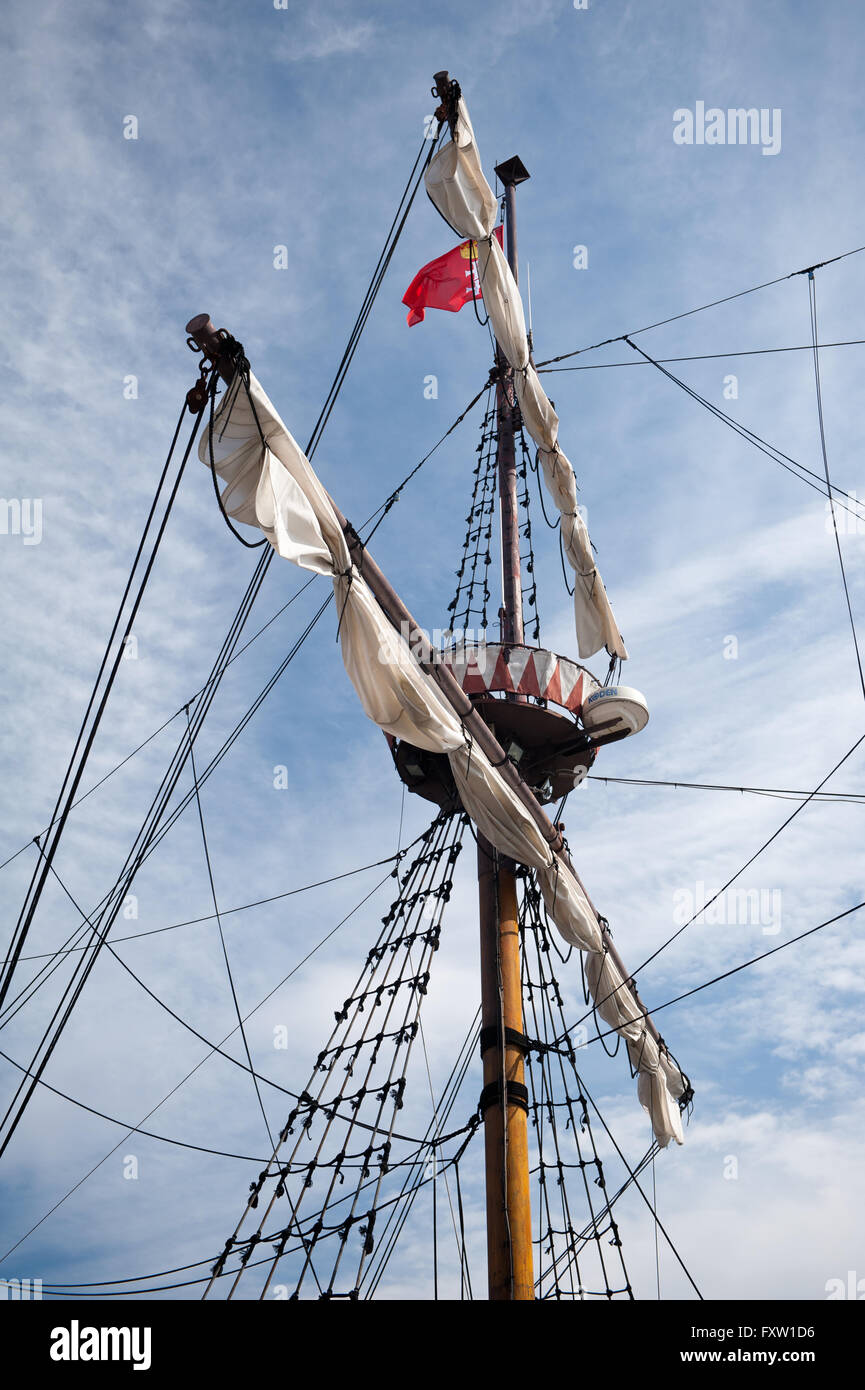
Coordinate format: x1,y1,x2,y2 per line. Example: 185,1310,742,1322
279,16,375,63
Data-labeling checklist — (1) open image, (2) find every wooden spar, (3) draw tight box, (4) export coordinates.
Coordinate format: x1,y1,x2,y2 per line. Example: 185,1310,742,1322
183,318,669,1052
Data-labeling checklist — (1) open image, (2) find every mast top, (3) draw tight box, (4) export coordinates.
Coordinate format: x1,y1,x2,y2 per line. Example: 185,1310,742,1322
494,155,530,188
432,70,461,136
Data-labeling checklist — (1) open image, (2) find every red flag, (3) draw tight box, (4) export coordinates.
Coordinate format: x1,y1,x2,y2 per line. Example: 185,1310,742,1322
403,227,504,326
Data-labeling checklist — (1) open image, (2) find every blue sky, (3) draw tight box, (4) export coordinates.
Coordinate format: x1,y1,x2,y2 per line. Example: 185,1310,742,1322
1,0,864,1301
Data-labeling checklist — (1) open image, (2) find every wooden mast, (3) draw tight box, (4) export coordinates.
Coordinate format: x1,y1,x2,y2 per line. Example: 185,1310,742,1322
431,72,535,1298
476,151,535,1301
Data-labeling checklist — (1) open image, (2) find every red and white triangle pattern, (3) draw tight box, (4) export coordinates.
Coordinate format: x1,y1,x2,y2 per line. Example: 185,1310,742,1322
442,644,599,714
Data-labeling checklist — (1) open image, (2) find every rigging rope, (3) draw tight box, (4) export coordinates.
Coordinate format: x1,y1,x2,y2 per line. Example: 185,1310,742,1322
186,705,275,1149
205,365,268,548
361,1010,482,1299
8,853,415,964
0,822,453,1263
0,368,488,882
534,242,865,367
0,383,213,1015
446,386,497,640
578,1072,702,1299
304,127,444,461
520,876,633,1299
621,336,865,522
361,377,490,548
515,415,542,642
806,270,865,703
0,123,447,1163
0,594,335,1035
586,773,865,804
581,896,865,1052
615,734,865,983
10,128,863,1308
556,731,865,1046
540,337,865,372
201,813,470,1301
0,575,321,878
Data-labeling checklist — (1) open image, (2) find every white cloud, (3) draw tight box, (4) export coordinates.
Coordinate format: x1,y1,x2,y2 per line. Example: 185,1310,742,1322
279,16,375,63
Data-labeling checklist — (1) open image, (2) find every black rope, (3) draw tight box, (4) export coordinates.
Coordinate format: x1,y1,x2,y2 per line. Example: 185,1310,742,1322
0,836,460,1265
583,896,865,1052
0,125,451,1245
362,1014,482,1299
534,242,865,367
0,399,215,1158
446,387,497,638
586,773,865,804
0,593,335,1036
621,336,865,522
578,1073,703,1300
806,270,865,702
454,1157,470,1299
0,1044,275,1165
363,378,491,549
554,729,865,1049
520,878,632,1300
186,705,275,1149
469,234,492,327
305,127,444,461
613,733,865,985
8,852,414,963
539,337,865,374
0,382,211,1016
515,418,541,642
205,814,470,1301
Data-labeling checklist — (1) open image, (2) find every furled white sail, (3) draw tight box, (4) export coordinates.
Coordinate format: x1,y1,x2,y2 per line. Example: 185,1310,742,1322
198,371,684,1145
425,100,628,661
424,98,499,242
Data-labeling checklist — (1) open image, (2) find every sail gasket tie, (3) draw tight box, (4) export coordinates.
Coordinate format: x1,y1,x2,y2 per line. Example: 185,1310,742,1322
334,564,355,642
478,1079,529,1116
479,1024,531,1058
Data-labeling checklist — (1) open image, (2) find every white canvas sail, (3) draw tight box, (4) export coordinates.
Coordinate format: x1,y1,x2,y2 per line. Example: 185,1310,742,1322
425,98,628,661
